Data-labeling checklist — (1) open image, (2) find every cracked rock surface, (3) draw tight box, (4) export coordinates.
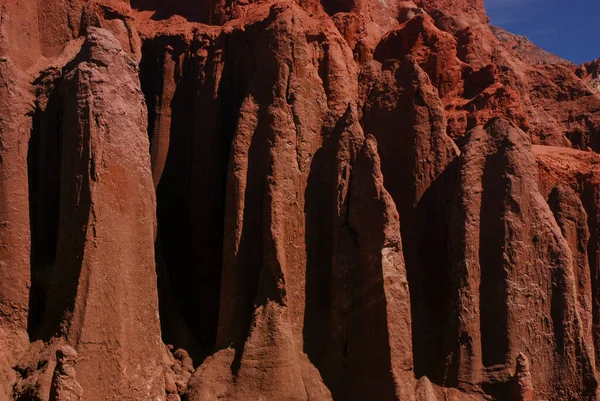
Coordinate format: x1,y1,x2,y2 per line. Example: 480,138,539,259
1,0,600,400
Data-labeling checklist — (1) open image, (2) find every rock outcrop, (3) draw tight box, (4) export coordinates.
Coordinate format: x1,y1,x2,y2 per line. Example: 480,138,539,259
11,26,165,401
0,31,32,401
511,353,533,401
448,118,597,399
491,25,573,67
49,346,83,401
344,136,414,401
0,0,600,400
577,58,600,93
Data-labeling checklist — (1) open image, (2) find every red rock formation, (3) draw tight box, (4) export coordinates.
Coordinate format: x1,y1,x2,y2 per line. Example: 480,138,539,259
360,54,458,384
11,26,165,401
548,185,594,355
577,58,600,93
534,145,600,382
0,25,32,401
49,346,83,401
344,136,414,400
448,118,596,399
511,353,533,401
1,0,600,400
491,26,573,67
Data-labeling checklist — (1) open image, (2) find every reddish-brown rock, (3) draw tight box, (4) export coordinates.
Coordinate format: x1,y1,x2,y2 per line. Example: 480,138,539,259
1,0,600,400
49,346,83,401
548,184,595,356
345,136,414,400
12,27,165,401
534,145,600,381
448,118,597,399
0,30,32,401
511,353,534,401
491,26,573,67
577,58,600,93
360,53,458,384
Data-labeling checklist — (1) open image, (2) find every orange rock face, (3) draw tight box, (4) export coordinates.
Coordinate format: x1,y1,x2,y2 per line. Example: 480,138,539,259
0,0,599,400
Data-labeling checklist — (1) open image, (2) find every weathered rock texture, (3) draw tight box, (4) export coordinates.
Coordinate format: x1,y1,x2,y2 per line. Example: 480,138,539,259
0,0,600,400
577,59,600,94
48,346,83,401
448,118,596,400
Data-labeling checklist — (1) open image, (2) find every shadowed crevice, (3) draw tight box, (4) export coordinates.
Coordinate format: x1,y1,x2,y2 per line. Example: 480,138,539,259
479,150,510,368
27,85,62,341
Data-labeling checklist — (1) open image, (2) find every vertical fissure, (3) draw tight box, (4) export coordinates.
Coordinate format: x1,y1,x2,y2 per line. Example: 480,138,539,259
27,84,63,340
479,151,510,368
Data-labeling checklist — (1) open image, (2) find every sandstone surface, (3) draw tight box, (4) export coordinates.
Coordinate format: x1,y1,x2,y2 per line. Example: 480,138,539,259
0,0,599,400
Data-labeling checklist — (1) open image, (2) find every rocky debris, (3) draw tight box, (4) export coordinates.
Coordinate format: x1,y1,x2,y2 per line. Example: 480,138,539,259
414,376,489,401
164,347,194,401
415,377,439,401
1,0,600,400
12,341,57,401
49,346,83,401
511,353,533,401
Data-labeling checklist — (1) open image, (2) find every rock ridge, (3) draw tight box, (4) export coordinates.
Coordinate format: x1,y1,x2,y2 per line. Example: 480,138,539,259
0,0,599,400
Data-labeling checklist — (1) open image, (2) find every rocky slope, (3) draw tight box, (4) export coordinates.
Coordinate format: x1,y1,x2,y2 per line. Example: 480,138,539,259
490,26,572,67
577,59,600,94
0,0,599,400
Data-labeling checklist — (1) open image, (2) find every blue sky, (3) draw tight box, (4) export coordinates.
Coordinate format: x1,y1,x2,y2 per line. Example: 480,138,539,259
484,0,599,64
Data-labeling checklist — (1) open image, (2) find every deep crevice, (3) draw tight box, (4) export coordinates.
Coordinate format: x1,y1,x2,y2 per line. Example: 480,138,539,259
479,150,510,368
138,31,256,363
227,105,272,374
303,112,353,398
26,83,63,341
42,69,94,339
359,61,457,384
405,166,457,384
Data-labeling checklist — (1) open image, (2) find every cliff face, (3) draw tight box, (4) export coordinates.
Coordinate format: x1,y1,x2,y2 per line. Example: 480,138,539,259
0,0,599,400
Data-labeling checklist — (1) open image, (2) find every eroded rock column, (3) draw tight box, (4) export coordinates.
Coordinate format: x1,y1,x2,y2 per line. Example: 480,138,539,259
449,118,597,399
18,28,166,401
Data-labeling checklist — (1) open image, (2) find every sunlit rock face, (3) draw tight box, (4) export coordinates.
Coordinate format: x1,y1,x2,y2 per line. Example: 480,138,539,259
1,0,600,400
